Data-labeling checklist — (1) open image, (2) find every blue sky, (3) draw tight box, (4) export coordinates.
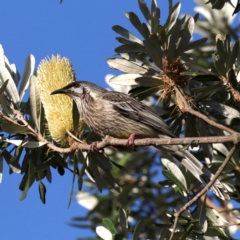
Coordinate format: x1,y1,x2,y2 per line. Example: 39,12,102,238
2,1,237,240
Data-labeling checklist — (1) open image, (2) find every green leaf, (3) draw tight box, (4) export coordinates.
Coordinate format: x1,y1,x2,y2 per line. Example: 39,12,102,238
115,45,146,54
133,219,144,240
102,218,117,234
112,25,143,45
125,12,148,39
151,0,160,33
39,181,46,204
203,101,240,118
184,38,208,52
0,94,13,116
130,86,160,101
109,74,145,86
191,82,223,93
164,2,181,34
143,34,162,68
190,74,220,82
107,58,148,74
0,79,9,97
1,122,30,134
216,39,226,65
19,152,36,201
138,0,151,25
68,155,78,208
162,158,187,190
167,19,180,63
175,17,195,57
228,39,240,69
119,208,128,238
72,100,79,134
185,62,219,76
19,54,35,101
135,76,162,87
212,52,226,77
78,156,88,191
162,169,187,194
29,75,41,131
0,63,20,108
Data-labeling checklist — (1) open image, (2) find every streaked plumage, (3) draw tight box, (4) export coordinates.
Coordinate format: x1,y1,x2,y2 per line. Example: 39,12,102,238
51,81,230,200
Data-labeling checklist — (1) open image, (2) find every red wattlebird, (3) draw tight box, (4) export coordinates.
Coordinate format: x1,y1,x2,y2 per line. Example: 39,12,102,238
51,81,229,200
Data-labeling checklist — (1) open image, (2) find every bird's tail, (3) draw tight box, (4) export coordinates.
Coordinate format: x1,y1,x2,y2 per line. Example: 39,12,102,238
161,144,230,200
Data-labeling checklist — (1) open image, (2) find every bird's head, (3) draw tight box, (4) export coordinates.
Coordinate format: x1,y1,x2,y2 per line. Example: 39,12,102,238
51,81,87,99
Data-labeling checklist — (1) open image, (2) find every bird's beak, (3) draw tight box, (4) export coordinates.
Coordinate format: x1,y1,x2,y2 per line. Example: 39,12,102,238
51,88,66,95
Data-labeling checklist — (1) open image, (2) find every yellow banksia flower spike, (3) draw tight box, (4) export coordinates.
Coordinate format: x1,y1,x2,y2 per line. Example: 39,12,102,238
37,55,85,145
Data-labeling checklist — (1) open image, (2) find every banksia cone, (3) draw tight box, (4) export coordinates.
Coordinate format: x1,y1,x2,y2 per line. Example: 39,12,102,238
37,55,85,145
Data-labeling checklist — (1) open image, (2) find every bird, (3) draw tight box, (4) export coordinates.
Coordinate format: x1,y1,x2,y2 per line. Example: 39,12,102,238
51,80,230,200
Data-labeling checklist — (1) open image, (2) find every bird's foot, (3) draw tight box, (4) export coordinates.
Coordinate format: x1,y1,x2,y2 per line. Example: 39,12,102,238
90,141,104,154
126,134,141,149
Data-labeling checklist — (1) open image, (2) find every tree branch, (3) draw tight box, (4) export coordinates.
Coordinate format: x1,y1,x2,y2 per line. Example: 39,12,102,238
169,144,237,240
174,86,236,134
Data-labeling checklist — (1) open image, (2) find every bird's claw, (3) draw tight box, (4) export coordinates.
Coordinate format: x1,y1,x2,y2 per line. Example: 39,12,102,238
90,141,104,154
126,134,136,149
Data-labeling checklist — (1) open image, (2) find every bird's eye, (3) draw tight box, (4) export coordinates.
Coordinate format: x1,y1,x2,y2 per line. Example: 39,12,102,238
74,83,81,88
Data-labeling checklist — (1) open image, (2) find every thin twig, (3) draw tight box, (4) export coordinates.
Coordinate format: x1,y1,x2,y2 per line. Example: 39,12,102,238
174,86,236,134
169,144,237,240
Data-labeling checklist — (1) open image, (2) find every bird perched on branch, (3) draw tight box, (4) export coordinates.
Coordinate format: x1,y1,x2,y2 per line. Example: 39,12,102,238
51,81,229,200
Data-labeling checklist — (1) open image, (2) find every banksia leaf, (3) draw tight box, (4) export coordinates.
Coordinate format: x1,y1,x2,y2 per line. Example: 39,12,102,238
37,55,85,145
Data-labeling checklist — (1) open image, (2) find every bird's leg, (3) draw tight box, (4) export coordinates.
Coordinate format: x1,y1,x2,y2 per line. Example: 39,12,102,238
126,133,141,149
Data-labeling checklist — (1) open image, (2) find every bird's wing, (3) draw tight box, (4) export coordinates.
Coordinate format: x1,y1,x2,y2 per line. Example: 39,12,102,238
102,91,175,137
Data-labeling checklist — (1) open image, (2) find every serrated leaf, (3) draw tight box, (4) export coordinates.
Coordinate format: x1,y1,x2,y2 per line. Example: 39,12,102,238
102,218,117,234
112,25,143,45
164,2,181,34
1,122,30,134
19,54,35,101
107,58,148,74
29,75,41,131
39,181,46,204
138,0,151,25
0,64,20,108
175,17,195,57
